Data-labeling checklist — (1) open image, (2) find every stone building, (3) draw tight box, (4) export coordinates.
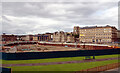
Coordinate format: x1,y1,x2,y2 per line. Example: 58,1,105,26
79,25,118,43
53,31,67,42
53,31,75,43
66,33,75,43
25,35,33,41
73,26,80,35
33,35,38,41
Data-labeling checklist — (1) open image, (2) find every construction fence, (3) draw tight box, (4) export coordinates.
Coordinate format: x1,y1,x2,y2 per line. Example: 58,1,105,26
2,49,120,60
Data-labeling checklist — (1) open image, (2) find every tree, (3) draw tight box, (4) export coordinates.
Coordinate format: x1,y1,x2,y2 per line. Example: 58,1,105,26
74,34,79,38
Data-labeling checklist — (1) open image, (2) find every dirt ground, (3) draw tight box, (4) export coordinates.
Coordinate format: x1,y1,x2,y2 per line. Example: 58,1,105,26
14,44,83,53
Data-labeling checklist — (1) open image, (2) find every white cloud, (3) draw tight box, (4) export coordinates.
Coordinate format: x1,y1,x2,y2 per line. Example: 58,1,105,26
4,15,60,26
101,7,118,18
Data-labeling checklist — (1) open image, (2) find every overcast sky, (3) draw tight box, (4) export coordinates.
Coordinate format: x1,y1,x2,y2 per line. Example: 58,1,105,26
1,1,119,35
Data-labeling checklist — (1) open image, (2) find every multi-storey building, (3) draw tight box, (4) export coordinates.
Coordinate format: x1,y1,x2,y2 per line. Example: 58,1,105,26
78,25,118,43
117,30,120,42
33,33,53,42
33,35,38,41
38,35,49,41
53,31,67,42
2,33,17,41
0,35,2,41
25,35,33,41
53,31,75,43
17,35,26,41
73,26,80,35
66,33,75,43
45,33,53,41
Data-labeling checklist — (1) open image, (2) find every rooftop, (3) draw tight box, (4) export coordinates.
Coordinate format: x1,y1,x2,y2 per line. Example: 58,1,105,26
80,25,117,29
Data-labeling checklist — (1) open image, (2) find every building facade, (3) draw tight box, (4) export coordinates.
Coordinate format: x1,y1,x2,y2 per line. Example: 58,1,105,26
73,26,80,35
33,35,38,41
2,33,17,41
33,33,52,41
25,35,33,41
53,31,75,43
67,34,75,43
53,31,66,42
79,25,118,43
117,30,120,42
17,35,26,41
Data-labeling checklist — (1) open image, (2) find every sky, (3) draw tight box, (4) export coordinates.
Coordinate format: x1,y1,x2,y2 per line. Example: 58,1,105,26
1,0,119,35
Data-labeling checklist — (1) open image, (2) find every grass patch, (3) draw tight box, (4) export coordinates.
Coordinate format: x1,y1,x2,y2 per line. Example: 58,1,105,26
2,54,119,64
7,59,118,72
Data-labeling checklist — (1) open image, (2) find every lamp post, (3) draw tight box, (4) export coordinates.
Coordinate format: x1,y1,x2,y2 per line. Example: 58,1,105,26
93,55,95,59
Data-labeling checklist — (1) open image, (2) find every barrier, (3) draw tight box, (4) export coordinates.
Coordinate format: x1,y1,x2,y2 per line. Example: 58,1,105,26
2,48,120,60
4,41,37,46
38,43,114,50
4,41,116,50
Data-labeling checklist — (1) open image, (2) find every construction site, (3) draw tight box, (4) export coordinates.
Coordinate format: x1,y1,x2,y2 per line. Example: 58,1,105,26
1,41,120,53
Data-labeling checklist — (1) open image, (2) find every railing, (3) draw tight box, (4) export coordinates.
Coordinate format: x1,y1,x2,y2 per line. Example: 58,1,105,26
73,62,120,73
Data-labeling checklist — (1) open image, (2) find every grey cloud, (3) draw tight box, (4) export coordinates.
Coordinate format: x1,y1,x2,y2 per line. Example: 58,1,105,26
3,2,117,17
2,2,118,34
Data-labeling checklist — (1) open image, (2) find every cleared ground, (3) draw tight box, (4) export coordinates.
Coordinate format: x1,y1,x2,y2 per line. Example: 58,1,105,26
7,44,82,53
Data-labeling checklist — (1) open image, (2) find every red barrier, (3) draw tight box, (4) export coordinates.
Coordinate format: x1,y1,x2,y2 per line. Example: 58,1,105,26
37,43,115,50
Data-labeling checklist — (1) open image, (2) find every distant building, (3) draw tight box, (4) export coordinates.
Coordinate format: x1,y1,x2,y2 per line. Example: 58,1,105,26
17,35,26,41
117,30,120,42
0,35,2,41
33,35,38,41
38,34,49,41
25,35,33,41
2,33,17,41
33,33,53,42
53,31,75,43
79,25,118,43
45,33,53,41
53,31,66,42
66,33,75,43
73,26,80,35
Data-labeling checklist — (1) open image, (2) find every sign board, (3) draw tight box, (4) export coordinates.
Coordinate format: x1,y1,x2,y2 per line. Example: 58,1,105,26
80,34,85,36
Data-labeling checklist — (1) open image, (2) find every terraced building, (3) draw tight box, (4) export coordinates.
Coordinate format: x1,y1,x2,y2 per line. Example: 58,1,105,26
78,25,118,43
